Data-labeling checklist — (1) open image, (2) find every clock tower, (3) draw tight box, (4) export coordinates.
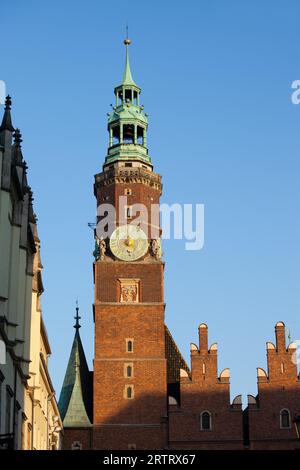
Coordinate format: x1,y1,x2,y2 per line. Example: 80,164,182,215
92,37,167,450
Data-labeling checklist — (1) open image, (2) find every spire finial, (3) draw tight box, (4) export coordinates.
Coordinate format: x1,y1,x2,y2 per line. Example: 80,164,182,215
5,95,12,110
12,128,23,165
14,128,22,147
74,300,81,331
121,29,136,86
0,95,14,132
124,22,131,46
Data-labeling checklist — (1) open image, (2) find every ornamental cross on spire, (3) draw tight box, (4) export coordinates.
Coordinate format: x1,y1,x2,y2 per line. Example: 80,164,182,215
74,300,81,330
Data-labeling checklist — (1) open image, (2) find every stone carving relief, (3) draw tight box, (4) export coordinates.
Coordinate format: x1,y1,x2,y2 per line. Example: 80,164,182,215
150,238,162,260
93,238,106,261
119,279,139,303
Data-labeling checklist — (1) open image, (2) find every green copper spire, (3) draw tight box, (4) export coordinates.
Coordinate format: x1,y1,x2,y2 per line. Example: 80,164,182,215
122,38,137,86
62,349,91,428
58,305,92,427
104,37,152,169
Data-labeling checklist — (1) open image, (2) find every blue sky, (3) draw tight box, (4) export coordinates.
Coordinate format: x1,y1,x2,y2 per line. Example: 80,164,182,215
1,0,300,405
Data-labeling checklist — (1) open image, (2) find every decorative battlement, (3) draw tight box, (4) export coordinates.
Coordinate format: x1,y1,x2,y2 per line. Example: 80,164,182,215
184,323,231,387
94,166,162,192
245,322,300,449
190,324,218,355
257,321,299,384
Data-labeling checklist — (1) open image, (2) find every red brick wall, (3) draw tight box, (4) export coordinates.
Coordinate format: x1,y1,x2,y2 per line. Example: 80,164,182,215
95,262,164,303
93,168,167,449
169,324,244,450
65,320,300,451
95,174,162,238
93,423,167,450
247,322,300,450
62,428,92,450
93,302,167,429
91,166,300,450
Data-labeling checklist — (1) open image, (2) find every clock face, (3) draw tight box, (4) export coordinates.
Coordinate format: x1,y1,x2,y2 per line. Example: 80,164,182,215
110,225,148,261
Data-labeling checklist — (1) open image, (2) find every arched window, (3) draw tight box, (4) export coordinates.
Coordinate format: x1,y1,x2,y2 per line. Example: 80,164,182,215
71,441,82,450
123,124,134,144
127,365,132,377
200,411,212,431
112,125,120,145
125,385,133,399
280,409,291,429
126,339,133,353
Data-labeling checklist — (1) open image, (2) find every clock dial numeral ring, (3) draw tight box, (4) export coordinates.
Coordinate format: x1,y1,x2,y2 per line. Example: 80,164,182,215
110,225,148,261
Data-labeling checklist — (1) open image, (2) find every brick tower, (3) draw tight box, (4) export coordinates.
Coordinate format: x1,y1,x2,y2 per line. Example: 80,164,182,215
92,37,167,450
59,39,300,452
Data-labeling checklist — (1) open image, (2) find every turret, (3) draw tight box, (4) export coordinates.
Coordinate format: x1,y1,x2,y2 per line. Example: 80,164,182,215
189,323,223,383
257,321,299,384
104,37,151,170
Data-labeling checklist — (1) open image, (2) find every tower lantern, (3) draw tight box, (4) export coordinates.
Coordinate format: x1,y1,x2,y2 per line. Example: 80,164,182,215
106,38,150,169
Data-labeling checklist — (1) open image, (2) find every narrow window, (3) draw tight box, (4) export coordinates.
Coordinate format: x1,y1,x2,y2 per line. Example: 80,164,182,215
125,364,133,378
112,125,120,145
125,206,132,219
126,339,133,353
200,411,212,431
125,385,134,399
280,409,291,429
5,387,13,434
125,89,132,103
123,124,134,143
137,126,144,145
